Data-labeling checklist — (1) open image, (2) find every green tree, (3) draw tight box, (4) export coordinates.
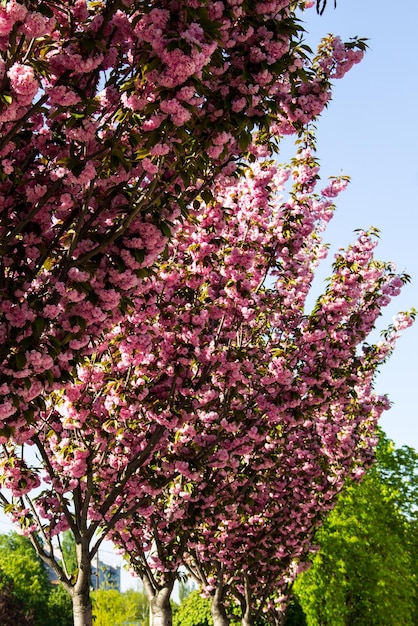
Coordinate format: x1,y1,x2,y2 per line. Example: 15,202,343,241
284,597,307,626
173,590,213,626
294,433,418,625
0,532,51,626
376,437,418,518
173,588,295,626
92,588,149,626
0,570,36,626
178,576,194,605
0,531,73,626
47,584,74,626
61,531,78,579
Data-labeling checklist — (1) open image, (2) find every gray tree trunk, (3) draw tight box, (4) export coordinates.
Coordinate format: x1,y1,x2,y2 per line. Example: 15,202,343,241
270,609,286,626
72,587,93,626
237,574,254,626
150,585,173,626
71,541,93,626
143,576,174,626
211,586,230,626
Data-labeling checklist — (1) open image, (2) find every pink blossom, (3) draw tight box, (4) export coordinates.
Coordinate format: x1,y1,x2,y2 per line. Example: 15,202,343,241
6,0,27,22
0,400,16,420
47,85,81,106
21,12,49,38
142,157,159,175
150,143,170,156
393,312,415,331
0,10,13,36
72,0,89,21
7,62,38,98
321,177,349,198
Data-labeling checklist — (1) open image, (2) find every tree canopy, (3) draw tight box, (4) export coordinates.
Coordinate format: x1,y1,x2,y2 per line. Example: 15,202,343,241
0,531,51,622
0,531,72,626
173,589,214,626
294,432,418,625
0,0,366,432
92,588,150,626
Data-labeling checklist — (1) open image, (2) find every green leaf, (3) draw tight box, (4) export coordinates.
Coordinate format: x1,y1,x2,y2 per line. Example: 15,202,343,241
15,352,27,370
79,36,98,53
1,93,13,105
159,222,172,238
70,162,84,177
134,249,145,264
34,316,47,336
0,425,14,439
23,407,35,422
200,188,213,204
69,315,87,332
38,2,54,17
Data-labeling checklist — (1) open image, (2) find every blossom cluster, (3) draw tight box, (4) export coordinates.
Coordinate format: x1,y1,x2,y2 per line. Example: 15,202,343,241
1,137,413,618
0,1,368,442
8,147,404,608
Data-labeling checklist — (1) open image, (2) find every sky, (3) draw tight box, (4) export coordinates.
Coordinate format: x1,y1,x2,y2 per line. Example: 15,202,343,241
296,0,418,451
1,0,417,586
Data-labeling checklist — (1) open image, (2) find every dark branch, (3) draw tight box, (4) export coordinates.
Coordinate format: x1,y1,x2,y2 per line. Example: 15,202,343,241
316,0,337,15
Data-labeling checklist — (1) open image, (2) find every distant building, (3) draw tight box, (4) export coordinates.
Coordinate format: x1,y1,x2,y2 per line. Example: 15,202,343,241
44,558,121,592
91,559,121,591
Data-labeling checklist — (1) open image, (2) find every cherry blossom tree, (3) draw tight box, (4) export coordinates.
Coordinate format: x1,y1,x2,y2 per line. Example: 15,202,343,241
0,0,366,436
109,146,414,625
1,136,413,624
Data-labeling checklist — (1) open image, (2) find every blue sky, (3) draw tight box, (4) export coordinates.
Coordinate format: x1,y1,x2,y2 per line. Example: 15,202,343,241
296,0,418,451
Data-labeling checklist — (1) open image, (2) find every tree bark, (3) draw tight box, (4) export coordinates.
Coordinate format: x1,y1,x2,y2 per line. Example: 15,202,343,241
143,578,174,626
211,586,230,626
71,542,93,626
72,587,93,626
269,609,286,626
239,574,254,626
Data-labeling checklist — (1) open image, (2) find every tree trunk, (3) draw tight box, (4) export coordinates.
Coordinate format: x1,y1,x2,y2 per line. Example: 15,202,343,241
239,575,253,626
211,586,230,626
145,579,174,626
71,542,93,626
72,587,93,626
269,609,286,626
